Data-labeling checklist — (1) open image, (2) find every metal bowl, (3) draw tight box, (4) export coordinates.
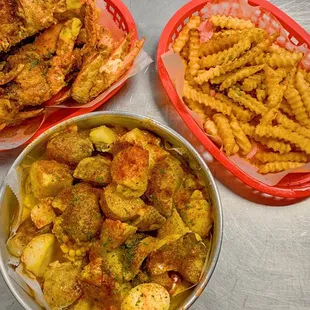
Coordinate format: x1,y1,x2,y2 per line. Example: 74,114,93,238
0,111,223,310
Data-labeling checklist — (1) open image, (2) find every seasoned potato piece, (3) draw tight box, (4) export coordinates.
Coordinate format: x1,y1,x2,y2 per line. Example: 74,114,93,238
121,283,170,310
131,205,166,231
21,233,55,277
144,144,169,169
68,297,92,310
52,187,74,213
111,146,149,197
62,183,103,242
177,190,213,238
7,218,51,257
112,128,161,154
147,233,207,284
100,183,144,221
123,234,159,281
89,125,118,151
31,198,56,229
29,160,73,199
43,261,82,309
146,156,185,217
46,132,94,166
157,209,191,239
100,219,137,250
73,155,112,185
80,258,131,307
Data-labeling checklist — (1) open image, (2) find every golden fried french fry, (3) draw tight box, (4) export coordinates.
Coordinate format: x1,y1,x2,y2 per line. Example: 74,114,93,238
265,67,287,97
210,15,255,30
227,87,267,115
279,98,294,117
255,152,308,163
255,125,310,154
258,162,304,174
268,44,293,56
256,88,267,102
173,16,201,53
195,33,279,84
201,38,252,69
241,73,263,91
201,82,211,95
220,65,265,90
276,112,310,138
183,98,211,121
215,93,253,123
213,113,237,155
296,70,310,115
188,29,200,77
230,117,252,154
252,51,303,68
204,119,222,146
241,123,292,154
210,72,235,84
183,81,232,115
180,42,189,61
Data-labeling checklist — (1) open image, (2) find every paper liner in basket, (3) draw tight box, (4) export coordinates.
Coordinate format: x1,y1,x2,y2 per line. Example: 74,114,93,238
0,0,153,151
161,0,310,186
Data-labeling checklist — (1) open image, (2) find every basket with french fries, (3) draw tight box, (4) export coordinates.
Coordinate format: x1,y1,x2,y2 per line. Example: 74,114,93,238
157,0,310,198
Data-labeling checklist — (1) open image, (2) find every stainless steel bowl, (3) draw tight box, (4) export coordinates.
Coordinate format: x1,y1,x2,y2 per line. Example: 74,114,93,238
0,111,223,310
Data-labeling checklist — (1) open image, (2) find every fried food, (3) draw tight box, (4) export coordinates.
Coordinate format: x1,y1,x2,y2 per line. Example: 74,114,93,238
174,14,309,174
8,124,214,309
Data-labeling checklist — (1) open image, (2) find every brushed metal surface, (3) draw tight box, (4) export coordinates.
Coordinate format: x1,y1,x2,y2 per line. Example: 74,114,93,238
0,0,310,309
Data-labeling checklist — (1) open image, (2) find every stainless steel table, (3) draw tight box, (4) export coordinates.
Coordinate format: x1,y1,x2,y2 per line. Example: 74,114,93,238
1,0,310,309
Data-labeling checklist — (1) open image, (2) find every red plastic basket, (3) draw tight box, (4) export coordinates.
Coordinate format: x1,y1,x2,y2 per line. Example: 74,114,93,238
157,0,310,198
30,0,138,142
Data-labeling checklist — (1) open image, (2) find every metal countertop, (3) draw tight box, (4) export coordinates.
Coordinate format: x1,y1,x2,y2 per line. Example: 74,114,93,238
1,0,310,309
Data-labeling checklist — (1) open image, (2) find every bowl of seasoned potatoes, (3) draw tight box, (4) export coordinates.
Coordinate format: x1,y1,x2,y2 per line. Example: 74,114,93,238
0,112,222,310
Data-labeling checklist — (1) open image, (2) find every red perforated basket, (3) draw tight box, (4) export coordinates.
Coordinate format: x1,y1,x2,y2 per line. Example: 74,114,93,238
30,0,138,141
157,0,310,198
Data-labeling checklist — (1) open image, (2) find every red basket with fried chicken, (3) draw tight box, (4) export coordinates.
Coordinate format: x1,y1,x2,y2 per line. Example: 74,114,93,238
0,0,143,150
157,0,310,198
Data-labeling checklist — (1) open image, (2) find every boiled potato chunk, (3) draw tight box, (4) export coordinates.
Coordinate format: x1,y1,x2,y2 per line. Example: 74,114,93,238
73,155,111,185
178,190,213,238
89,125,118,151
52,187,73,213
43,261,82,309
7,218,50,257
146,156,185,217
100,183,144,221
111,146,149,197
21,233,55,277
144,144,169,169
29,160,73,199
157,208,191,239
31,198,56,229
147,233,207,284
131,205,166,231
121,283,170,310
100,219,137,250
46,132,94,166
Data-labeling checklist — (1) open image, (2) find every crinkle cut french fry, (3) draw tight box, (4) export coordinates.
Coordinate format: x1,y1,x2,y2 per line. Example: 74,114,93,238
230,117,252,154
256,88,267,102
173,16,201,53
279,99,294,117
255,152,308,163
188,29,200,77
215,93,253,123
201,38,252,69
252,52,303,68
204,119,222,146
227,87,267,115
220,65,265,91
296,70,310,115
284,85,310,127
213,113,237,155
276,112,310,138
258,161,304,174
195,33,279,84
241,74,263,91
210,15,255,30
255,125,310,154
183,81,232,115
241,123,292,154
180,42,189,61
265,67,287,97
210,72,235,84
201,82,211,95
183,98,212,121
265,83,286,110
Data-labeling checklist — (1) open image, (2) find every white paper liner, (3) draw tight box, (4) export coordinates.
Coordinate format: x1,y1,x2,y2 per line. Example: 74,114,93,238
161,0,310,186
0,0,153,150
